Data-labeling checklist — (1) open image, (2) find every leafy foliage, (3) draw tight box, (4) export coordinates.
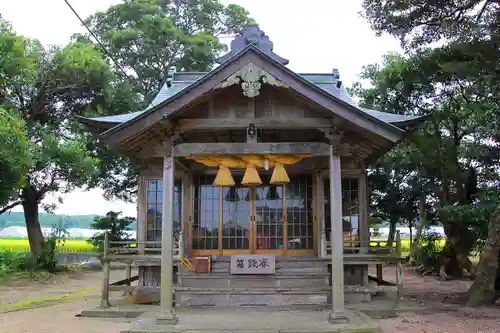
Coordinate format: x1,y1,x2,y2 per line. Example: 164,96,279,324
0,109,32,207
35,227,70,273
88,211,135,258
0,20,127,260
359,0,500,305
78,0,256,201
0,227,69,281
413,231,445,274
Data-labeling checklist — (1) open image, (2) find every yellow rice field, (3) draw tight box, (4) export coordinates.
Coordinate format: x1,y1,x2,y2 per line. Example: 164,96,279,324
0,238,442,253
0,239,94,253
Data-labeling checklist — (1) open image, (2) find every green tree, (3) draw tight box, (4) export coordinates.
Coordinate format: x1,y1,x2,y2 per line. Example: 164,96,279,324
361,0,500,305
88,211,135,256
369,148,422,248
352,51,494,276
0,23,125,260
82,0,255,103
78,0,256,201
0,109,32,211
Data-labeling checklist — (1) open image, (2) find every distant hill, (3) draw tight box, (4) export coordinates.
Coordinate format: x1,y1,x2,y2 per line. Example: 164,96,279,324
0,212,137,231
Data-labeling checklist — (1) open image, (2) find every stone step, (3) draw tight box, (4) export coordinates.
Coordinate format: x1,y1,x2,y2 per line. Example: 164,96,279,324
178,273,329,289
178,271,331,277
175,287,331,294
209,258,329,268
174,285,382,295
174,285,381,307
209,267,327,274
205,260,328,274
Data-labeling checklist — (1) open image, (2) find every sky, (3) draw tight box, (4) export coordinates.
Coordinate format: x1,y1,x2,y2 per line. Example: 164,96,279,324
1,0,403,217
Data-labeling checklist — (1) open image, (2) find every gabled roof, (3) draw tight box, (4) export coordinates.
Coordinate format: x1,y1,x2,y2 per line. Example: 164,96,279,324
78,26,426,147
79,66,423,130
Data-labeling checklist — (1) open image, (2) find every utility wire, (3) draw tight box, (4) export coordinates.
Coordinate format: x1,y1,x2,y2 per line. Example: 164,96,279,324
62,0,139,89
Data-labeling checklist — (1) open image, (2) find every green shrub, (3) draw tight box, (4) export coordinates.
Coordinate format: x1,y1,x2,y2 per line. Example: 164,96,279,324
414,231,444,274
36,227,69,273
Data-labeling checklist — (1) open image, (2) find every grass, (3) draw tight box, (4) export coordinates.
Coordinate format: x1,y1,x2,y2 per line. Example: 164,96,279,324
0,238,94,253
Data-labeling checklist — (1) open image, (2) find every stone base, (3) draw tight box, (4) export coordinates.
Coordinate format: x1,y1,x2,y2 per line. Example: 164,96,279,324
156,312,178,325
327,311,353,324
122,309,380,333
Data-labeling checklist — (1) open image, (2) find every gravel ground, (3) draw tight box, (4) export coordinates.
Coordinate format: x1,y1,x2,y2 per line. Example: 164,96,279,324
0,267,499,333
378,266,500,333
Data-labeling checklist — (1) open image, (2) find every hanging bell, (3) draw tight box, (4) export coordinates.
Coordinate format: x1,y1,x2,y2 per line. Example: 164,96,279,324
213,165,235,187
241,164,262,187
270,162,290,185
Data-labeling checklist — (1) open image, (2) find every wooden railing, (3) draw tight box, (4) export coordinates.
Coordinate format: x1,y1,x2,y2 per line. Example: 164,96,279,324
324,230,405,301
326,230,403,258
99,232,183,308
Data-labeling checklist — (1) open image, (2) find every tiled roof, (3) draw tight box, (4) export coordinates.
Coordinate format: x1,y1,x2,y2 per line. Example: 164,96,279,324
80,71,422,127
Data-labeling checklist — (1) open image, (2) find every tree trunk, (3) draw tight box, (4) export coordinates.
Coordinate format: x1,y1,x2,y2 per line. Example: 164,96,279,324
410,196,427,264
387,220,396,247
441,222,474,277
21,184,45,259
409,224,413,250
466,205,500,307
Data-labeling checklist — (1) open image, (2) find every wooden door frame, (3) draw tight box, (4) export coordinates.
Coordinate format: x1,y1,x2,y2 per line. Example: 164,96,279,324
251,187,286,256
188,178,318,257
221,187,254,256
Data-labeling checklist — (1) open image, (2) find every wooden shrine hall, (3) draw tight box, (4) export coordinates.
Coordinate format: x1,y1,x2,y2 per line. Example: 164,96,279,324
79,26,425,327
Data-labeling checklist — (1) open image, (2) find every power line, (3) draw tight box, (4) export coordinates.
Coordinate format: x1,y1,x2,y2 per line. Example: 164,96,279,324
62,0,134,84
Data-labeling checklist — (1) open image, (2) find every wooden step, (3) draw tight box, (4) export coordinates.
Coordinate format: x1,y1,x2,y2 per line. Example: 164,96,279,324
174,285,385,307
178,273,329,289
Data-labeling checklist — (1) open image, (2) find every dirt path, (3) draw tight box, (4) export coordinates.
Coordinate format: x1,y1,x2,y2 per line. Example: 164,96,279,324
1,266,499,333
0,299,132,333
0,269,132,333
378,266,500,333
0,271,101,308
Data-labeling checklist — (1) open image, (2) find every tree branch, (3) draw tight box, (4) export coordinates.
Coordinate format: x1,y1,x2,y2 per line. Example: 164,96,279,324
0,201,21,215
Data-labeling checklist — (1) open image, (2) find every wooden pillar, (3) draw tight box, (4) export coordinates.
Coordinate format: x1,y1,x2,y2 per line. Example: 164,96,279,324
328,147,347,323
315,172,326,257
180,174,190,258
100,232,111,308
395,230,404,301
358,172,370,286
136,173,148,287
157,139,178,325
358,172,369,253
137,174,147,255
123,263,132,296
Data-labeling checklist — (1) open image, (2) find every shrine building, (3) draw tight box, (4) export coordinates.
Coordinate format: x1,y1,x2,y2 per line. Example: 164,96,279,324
79,26,425,324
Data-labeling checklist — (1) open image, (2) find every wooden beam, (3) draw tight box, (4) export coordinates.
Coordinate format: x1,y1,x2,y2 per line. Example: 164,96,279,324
176,117,332,132
170,142,341,157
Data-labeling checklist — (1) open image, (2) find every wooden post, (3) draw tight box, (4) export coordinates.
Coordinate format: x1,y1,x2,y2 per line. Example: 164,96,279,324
100,232,111,308
358,173,369,254
157,139,178,325
178,231,184,258
123,263,132,296
376,264,383,282
395,230,404,301
137,174,147,255
315,172,326,257
328,146,348,324
180,175,190,258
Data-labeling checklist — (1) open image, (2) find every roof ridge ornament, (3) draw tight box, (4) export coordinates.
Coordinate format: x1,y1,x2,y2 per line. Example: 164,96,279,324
214,62,288,98
216,26,289,65
332,68,342,89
